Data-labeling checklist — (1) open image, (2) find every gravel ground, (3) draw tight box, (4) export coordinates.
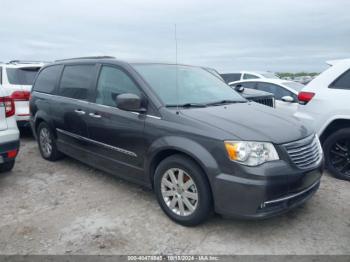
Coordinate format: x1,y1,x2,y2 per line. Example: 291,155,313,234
0,134,349,255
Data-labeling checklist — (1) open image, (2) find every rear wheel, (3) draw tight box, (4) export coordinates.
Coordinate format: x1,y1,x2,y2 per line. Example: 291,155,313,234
323,128,350,181
0,160,15,173
154,154,213,226
37,122,63,161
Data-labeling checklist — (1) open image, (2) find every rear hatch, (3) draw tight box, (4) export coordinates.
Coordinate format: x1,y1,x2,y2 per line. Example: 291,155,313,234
6,66,40,91
6,66,40,117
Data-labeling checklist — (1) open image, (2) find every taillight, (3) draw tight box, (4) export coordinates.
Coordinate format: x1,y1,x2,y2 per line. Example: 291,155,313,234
0,97,15,117
298,91,315,105
7,149,17,158
11,91,31,101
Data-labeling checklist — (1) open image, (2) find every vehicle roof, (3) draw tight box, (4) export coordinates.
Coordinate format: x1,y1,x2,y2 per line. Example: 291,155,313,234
221,71,275,75
242,70,276,74
46,57,206,69
230,78,295,86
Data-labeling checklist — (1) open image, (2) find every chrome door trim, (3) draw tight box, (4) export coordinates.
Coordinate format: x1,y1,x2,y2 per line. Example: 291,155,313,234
146,114,162,120
131,111,161,120
32,91,94,105
56,128,137,157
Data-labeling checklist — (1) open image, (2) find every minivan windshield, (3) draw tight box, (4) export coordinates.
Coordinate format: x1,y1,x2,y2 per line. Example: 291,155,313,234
133,64,246,106
6,67,41,85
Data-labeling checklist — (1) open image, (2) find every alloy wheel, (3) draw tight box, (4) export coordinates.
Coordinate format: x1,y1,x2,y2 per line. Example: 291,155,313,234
329,139,350,178
161,168,198,216
39,127,53,158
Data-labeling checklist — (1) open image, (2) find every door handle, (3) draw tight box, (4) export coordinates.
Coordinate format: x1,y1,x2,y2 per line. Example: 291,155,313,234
89,112,102,118
74,109,86,115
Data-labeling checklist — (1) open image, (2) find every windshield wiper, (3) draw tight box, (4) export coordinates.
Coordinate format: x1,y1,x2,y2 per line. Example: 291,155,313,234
206,100,246,106
166,103,207,108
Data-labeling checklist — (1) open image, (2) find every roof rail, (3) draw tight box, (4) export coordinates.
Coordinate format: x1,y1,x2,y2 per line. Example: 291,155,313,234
8,60,47,64
55,56,116,62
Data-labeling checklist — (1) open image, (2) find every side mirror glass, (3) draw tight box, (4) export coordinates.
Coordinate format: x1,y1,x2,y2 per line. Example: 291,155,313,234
116,93,146,112
281,96,294,103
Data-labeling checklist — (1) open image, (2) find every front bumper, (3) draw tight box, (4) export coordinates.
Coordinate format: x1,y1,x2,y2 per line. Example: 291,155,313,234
0,140,20,163
213,160,323,219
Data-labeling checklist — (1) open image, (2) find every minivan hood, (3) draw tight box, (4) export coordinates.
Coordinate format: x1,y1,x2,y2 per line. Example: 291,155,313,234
180,102,312,144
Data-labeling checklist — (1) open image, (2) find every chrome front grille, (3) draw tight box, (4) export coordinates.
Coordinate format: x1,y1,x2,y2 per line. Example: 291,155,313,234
284,135,323,169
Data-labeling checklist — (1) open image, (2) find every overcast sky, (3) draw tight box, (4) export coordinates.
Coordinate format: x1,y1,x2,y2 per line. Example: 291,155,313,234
1,0,349,72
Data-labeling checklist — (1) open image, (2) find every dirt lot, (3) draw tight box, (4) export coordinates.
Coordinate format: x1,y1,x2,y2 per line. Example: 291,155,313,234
0,134,349,255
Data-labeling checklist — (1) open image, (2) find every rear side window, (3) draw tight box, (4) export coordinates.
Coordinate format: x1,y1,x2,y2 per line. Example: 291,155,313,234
243,73,259,80
256,82,296,100
330,69,350,90
59,65,96,100
33,65,62,94
220,73,241,83
6,67,40,85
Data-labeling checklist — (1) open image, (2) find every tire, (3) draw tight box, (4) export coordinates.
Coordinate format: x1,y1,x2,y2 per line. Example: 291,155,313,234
323,128,350,181
19,126,34,137
37,122,63,161
0,160,15,173
154,154,213,226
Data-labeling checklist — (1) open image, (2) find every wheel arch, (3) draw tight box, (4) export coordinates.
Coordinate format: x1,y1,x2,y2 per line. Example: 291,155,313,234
145,136,219,191
320,118,350,144
33,111,57,138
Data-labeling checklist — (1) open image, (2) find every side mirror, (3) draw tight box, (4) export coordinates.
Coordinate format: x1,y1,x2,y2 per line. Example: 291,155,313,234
281,96,294,103
116,93,146,113
234,84,245,93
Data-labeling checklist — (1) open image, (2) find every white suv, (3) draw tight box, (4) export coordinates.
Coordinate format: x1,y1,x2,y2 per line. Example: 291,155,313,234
0,87,19,172
0,61,44,128
294,58,350,181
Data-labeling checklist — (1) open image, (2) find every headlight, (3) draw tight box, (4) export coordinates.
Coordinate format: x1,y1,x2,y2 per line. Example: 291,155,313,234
224,141,279,166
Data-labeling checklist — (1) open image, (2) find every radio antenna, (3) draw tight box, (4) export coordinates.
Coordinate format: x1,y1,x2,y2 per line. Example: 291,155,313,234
174,24,179,114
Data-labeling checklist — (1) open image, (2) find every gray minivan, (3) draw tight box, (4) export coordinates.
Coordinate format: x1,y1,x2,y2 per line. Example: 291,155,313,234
30,57,323,226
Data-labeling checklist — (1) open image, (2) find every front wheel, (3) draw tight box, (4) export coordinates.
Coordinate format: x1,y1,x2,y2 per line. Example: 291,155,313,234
323,128,350,181
154,154,213,226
